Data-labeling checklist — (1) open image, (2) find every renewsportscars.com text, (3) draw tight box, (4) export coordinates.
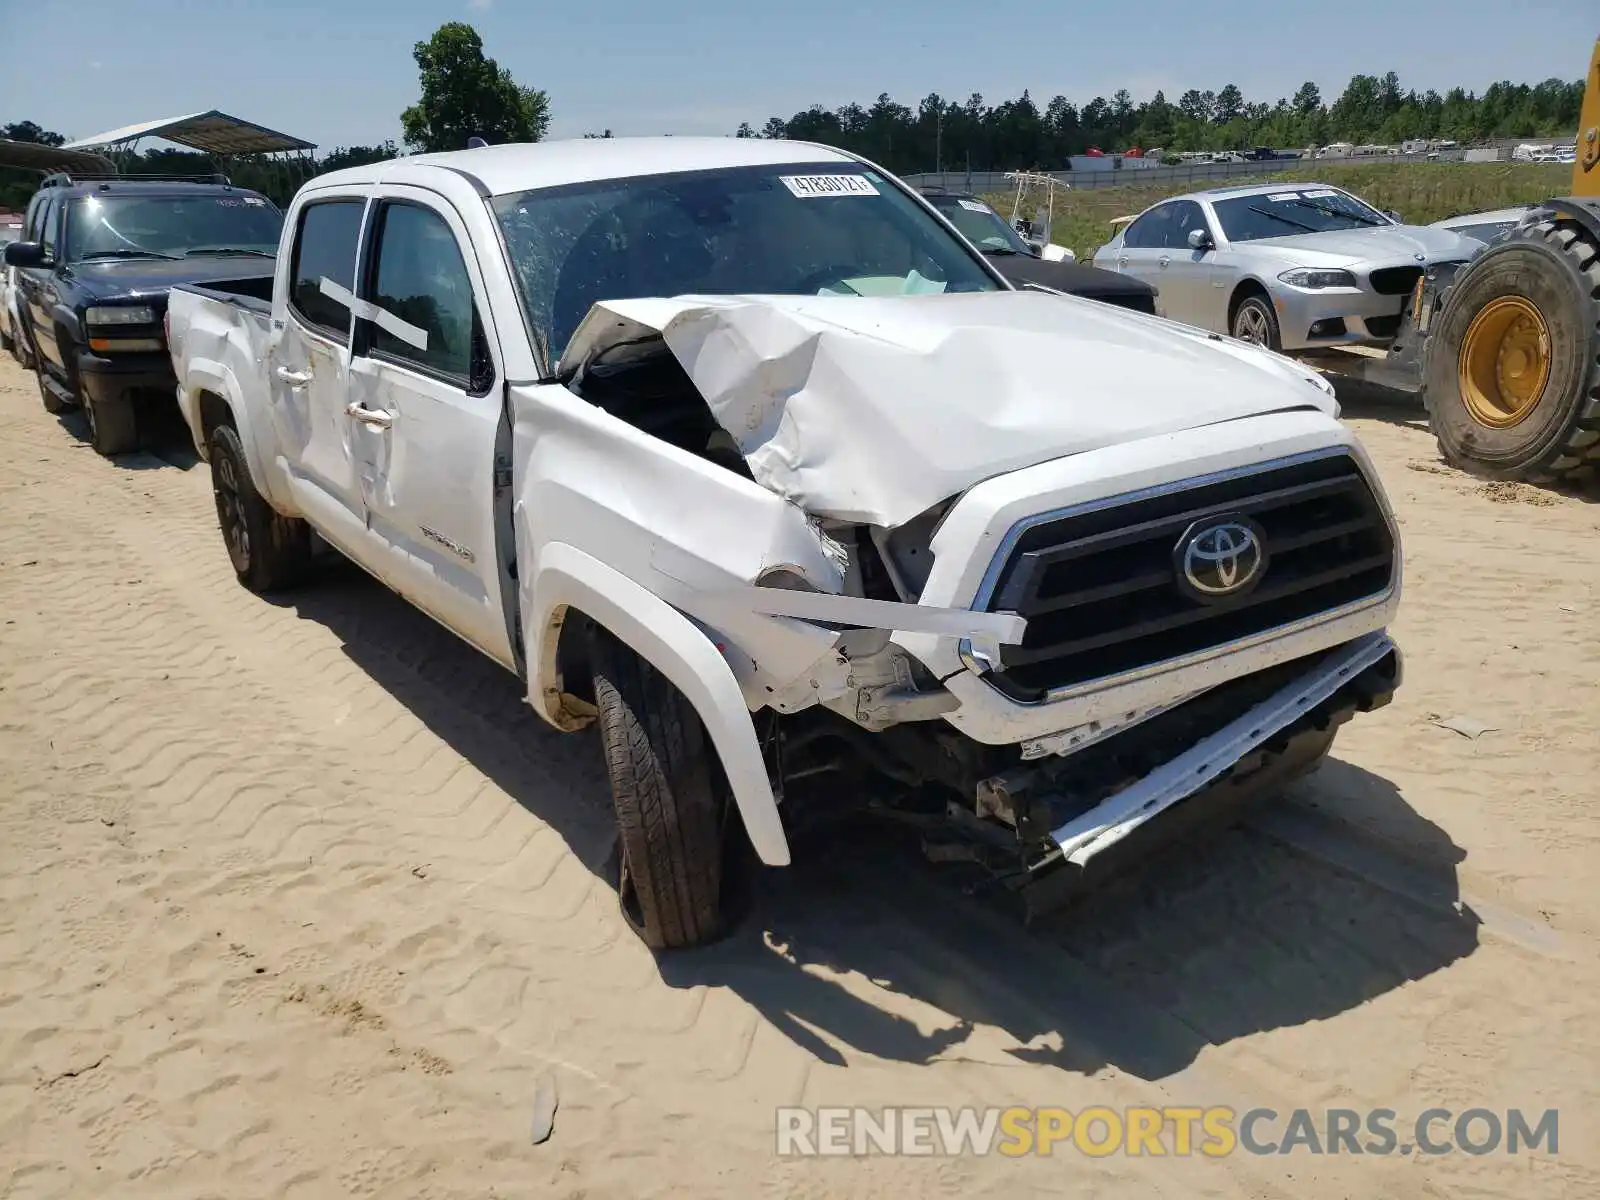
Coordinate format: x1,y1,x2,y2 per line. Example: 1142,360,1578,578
775,1105,1559,1158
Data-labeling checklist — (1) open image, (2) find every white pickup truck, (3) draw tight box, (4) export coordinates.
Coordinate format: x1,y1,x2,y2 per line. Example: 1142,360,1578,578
165,137,1403,950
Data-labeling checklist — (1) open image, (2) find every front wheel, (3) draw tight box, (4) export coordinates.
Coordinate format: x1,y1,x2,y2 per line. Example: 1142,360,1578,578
591,628,733,950
1231,293,1282,351
1423,218,1600,485
81,387,139,456
207,422,312,593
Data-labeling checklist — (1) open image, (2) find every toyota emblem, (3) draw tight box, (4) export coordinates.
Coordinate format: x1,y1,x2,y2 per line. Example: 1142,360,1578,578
1175,515,1268,602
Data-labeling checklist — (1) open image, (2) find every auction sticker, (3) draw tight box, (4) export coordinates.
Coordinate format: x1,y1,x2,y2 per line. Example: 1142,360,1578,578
958,198,992,213
1301,188,1339,198
780,174,879,198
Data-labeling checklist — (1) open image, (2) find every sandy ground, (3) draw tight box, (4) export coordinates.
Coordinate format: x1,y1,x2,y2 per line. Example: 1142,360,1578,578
0,352,1597,1199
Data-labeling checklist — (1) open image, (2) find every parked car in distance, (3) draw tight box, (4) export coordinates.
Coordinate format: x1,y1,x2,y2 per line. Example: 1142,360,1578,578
2,172,283,454
165,136,1402,951
920,189,1159,314
1091,181,1482,351
0,213,25,364
1429,205,1537,250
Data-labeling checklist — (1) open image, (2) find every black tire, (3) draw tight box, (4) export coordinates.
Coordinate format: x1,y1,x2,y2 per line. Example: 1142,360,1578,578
591,628,731,950
207,421,312,593
80,387,140,456
1231,291,1282,352
1424,217,1600,485
34,359,74,415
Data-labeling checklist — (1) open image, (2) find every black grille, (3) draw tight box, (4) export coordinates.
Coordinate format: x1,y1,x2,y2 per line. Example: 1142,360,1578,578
981,454,1395,701
1368,266,1423,295
1365,313,1402,338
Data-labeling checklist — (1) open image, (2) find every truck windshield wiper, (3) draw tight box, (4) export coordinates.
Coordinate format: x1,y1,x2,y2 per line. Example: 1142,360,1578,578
1246,206,1321,234
983,246,1027,256
78,248,181,261
184,247,275,258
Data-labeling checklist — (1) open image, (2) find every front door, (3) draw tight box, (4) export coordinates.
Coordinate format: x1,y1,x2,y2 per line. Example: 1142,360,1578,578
267,195,390,579
23,194,62,368
346,189,515,669
1115,203,1174,316
1158,199,1228,328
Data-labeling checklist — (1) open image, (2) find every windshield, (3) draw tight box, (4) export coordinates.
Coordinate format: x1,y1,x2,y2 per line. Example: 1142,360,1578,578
1212,188,1391,243
926,195,1032,254
65,193,283,262
490,162,1001,364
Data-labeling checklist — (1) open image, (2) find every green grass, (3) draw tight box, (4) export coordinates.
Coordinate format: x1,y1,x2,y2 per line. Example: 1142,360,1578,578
983,162,1574,261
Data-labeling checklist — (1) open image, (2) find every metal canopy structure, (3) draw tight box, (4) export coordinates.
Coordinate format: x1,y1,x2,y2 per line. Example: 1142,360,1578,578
61,110,315,156
0,139,117,175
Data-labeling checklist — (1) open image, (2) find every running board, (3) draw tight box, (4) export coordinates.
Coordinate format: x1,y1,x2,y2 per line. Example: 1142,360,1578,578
1046,632,1399,868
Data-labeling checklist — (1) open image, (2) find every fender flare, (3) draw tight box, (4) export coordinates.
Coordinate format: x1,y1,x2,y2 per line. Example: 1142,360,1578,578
527,542,790,868
178,357,284,512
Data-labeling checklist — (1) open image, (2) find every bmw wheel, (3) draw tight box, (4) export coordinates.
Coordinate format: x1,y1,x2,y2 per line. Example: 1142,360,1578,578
1232,294,1283,352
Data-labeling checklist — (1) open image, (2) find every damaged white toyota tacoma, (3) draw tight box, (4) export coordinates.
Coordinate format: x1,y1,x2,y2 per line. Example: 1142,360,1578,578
164,137,1403,949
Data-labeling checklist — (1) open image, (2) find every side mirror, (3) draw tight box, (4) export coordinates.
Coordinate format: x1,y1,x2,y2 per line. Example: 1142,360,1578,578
1040,243,1075,263
1382,209,1402,223
1187,227,1214,251
3,240,46,268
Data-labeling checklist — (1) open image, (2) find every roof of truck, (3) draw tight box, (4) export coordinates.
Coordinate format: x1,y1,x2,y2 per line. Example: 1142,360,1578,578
314,136,861,197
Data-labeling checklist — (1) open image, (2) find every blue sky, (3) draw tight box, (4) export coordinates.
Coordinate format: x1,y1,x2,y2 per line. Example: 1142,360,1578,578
0,0,1590,151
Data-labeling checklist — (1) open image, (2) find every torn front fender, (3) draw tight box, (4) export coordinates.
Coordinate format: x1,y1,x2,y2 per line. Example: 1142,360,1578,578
525,542,792,867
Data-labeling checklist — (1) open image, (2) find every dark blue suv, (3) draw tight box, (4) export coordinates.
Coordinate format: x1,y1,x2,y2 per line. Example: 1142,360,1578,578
5,173,283,455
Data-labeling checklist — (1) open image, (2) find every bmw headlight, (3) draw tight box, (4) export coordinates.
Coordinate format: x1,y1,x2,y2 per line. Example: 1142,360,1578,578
85,304,156,326
1277,268,1357,289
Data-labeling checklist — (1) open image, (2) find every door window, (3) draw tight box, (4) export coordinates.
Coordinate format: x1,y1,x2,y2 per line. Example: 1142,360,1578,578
289,198,365,341
362,201,489,389
38,195,60,260
1165,201,1210,247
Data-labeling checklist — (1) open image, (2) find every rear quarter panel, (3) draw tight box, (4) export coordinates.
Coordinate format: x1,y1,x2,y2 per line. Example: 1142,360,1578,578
168,286,294,514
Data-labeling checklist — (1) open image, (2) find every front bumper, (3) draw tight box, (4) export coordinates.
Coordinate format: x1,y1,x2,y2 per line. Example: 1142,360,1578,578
1270,283,1408,350
1013,633,1400,916
75,347,176,409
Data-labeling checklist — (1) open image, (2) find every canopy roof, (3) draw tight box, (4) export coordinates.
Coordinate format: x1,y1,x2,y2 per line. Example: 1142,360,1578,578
60,110,315,155
0,139,116,174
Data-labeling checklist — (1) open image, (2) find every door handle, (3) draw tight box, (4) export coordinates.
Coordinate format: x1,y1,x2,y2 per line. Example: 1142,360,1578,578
1158,255,1171,268
274,365,312,386
1117,255,1129,268
345,401,394,430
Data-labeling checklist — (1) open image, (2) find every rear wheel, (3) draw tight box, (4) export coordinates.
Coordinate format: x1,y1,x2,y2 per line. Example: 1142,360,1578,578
208,422,312,592
591,628,732,950
1424,217,1600,484
1231,293,1282,351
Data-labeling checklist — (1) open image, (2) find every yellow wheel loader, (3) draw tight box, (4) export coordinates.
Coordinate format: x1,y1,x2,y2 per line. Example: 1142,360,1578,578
1329,37,1600,486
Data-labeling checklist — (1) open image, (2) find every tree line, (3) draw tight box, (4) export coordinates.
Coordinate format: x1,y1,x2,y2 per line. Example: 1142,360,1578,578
5,29,1585,213
737,73,1584,173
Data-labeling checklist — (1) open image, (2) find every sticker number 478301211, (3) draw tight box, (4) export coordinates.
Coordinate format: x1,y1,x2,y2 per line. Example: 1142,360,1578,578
780,174,880,198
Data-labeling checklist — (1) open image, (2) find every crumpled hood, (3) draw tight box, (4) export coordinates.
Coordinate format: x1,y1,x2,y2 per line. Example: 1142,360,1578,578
562,290,1339,528
1242,223,1480,265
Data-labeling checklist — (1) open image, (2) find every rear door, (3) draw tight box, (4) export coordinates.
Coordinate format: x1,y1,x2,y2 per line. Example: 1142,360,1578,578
268,194,391,578
345,187,515,668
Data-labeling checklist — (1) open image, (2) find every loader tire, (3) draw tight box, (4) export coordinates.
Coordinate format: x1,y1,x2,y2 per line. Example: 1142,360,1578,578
591,628,731,951
207,422,312,593
1424,217,1600,485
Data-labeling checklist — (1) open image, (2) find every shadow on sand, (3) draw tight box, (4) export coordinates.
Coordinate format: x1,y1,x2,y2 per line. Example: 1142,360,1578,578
270,557,1480,1084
